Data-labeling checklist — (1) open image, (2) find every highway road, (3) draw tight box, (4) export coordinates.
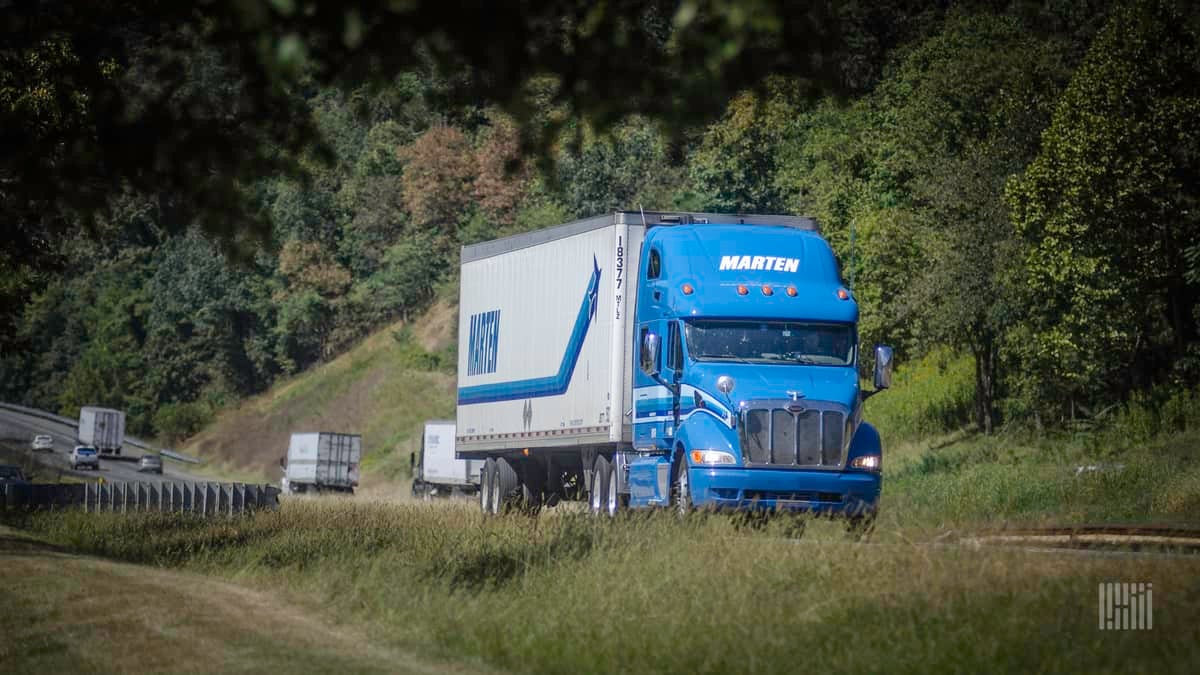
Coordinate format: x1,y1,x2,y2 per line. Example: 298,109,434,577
0,406,205,483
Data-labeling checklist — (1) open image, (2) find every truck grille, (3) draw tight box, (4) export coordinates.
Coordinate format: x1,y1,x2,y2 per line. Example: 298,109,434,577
741,404,846,468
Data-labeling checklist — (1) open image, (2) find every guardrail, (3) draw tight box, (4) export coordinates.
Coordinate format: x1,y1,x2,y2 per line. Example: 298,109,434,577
0,402,204,465
0,481,280,515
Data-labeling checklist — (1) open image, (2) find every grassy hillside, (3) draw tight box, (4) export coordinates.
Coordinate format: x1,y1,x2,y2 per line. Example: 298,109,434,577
184,300,458,484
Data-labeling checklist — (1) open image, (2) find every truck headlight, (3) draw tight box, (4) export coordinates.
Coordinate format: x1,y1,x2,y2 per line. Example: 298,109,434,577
690,449,737,465
849,455,881,472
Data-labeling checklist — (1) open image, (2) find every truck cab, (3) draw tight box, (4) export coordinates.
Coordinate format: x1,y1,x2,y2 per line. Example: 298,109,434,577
625,221,891,517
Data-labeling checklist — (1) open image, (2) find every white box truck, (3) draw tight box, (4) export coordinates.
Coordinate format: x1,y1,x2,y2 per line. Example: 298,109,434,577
411,420,482,498
78,407,125,456
280,432,362,495
458,211,892,521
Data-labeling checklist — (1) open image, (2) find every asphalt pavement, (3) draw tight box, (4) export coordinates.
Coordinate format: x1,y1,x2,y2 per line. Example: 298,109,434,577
0,408,204,483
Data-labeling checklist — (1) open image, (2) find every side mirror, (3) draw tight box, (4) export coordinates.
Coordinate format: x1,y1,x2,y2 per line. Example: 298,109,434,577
641,332,661,376
873,345,895,390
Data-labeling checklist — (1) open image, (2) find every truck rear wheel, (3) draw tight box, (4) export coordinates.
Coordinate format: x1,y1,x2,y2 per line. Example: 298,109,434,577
604,460,620,518
479,459,496,514
494,458,519,513
589,456,610,516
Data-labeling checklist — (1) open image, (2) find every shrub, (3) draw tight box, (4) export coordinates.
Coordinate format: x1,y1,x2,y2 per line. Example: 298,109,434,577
153,402,212,444
864,348,974,441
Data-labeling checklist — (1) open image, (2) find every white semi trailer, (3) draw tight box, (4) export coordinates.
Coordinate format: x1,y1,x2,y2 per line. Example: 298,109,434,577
280,432,362,495
411,420,482,498
78,406,126,456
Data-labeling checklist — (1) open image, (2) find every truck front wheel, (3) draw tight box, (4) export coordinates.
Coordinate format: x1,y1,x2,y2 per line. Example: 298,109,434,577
672,458,692,517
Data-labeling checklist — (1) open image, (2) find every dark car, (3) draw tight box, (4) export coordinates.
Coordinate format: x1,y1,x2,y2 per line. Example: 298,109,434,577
0,464,29,484
138,454,163,474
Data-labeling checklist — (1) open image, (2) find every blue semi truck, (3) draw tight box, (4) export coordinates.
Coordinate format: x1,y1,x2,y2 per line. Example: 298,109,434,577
455,211,892,521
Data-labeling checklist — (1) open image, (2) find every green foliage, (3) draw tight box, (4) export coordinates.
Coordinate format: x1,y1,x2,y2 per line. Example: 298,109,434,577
687,83,800,213
556,119,683,217
1005,0,1200,417
153,402,213,444
351,234,442,326
390,327,454,373
5,0,1199,448
865,348,975,442
871,11,1071,431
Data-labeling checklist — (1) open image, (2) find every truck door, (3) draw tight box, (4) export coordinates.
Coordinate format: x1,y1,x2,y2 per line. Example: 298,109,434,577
662,320,684,436
633,319,683,447
629,240,680,505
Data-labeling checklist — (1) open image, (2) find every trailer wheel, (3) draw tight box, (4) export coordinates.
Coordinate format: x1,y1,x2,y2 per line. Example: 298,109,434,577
494,458,519,512
589,456,610,515
479,459,496,514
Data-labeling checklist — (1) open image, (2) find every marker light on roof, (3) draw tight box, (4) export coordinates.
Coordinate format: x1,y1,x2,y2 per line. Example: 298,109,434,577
761,285,774,296
681,283,694,295
786,286,798,297
737,285,749,296
837,288,850,300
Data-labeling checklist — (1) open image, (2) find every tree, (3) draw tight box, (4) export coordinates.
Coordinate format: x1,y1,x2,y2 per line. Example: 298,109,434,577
870,12,1070,432
2,0,939,271
144,235,274,409
556,119,680,217
1006,0,1200,415
474,115,533,226
688,82,803,213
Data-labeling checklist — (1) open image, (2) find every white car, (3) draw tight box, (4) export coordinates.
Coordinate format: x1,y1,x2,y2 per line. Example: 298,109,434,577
70,446,100,471
31,434,53,452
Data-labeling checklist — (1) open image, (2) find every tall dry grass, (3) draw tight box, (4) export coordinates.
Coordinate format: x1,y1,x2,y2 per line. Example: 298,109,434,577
21,501,1200,674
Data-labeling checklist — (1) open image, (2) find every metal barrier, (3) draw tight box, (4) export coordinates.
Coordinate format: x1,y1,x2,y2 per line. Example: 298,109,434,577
0,481,280,515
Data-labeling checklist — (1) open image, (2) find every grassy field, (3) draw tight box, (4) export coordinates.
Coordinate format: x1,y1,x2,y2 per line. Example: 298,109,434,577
4,503,1198,674
5,349,1198,673
0,526,485,674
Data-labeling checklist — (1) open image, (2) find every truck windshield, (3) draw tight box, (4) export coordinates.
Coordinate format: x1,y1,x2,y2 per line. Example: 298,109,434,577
684,320,855,366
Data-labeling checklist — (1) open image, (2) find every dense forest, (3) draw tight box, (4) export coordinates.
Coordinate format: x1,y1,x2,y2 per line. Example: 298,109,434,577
2,0,1197,441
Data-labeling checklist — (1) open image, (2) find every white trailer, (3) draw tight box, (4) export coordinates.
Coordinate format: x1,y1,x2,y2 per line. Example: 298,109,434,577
456,213,649,511
281,432,362,494
78,407,126,456
456,214,643,452
411,420,482,498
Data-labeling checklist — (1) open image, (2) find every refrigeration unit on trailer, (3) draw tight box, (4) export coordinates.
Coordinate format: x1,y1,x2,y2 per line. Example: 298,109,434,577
78,406,125,456
456,211,893,523
281,432,362,494
411,420,482,498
